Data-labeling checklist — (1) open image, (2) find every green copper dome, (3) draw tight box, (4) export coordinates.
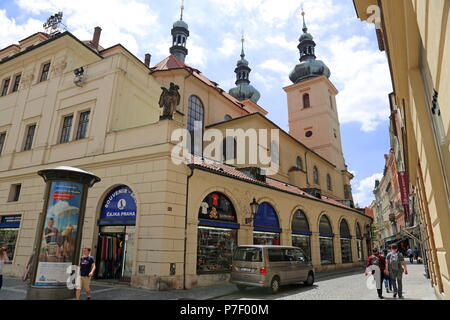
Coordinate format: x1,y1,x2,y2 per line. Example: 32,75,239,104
290,11,331,84
173,19,188,29
229,35,261,103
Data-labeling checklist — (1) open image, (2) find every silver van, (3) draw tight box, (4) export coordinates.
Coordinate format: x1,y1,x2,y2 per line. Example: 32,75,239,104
230,245,314,294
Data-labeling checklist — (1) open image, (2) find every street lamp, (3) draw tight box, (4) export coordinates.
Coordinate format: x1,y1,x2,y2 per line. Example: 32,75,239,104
245,198,259,225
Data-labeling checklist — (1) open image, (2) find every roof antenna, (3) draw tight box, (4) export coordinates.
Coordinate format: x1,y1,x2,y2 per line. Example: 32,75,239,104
180,0,185,20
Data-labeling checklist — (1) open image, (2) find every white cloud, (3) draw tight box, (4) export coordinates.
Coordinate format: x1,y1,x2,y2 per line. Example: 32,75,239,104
218,33,240,58
259,59,291,75
0,10,43,49
265,34,297,52
353,172,383,207
14,0,161,55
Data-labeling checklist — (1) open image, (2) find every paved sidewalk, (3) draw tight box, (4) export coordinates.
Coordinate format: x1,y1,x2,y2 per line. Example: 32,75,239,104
0,266,365,300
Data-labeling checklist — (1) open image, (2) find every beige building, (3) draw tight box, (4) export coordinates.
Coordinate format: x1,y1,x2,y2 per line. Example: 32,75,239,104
0,10,372,290
354,0,450,299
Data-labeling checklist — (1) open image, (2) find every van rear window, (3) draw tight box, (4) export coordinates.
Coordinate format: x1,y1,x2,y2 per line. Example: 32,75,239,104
233,247,262,262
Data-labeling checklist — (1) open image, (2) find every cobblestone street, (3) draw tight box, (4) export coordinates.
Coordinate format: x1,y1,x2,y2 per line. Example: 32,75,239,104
216,263,437,300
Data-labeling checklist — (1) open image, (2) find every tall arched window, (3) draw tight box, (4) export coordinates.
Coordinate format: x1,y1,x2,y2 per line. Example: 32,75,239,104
303,93,310,108
365,225,372,257
187,95,204,155
319,215,334,264
296,156,303,170
253,202,281,245
313,166,319,185
326,174,332,191
291,210,311,260
356,223,363,261
340,219,352,263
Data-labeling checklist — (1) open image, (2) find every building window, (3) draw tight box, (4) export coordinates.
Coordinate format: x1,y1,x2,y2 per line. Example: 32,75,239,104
75,111,90,140
356,223,364,261
59,115,73,144
224,114,232,121
329,95,334,110
305,130,313,138
11,74,21,93
313,166,319,185
8,184,21,202
0,215,21,260
296,156,303,170
291,209,311,260
327,174,332,191
197,192,238,274
303,93,310,108
271,141,279,165
340,219,352,263
39,62,51,82
222,137,236,162
319,215,334,264
1,78,10,96
23,124,36,151
187,95,204,155
0,132,6,155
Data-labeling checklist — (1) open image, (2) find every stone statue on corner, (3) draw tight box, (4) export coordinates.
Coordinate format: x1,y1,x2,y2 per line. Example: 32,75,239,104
159,82,181,120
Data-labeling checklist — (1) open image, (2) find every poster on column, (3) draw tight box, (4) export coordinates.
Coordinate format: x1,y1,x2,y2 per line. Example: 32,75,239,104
35,181,83,287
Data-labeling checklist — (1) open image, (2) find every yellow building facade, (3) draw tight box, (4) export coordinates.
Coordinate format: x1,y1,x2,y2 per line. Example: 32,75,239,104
0,11,372,290
354,0,450,299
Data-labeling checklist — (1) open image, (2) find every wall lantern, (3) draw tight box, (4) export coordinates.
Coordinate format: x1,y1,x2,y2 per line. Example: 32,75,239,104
245,198,259,225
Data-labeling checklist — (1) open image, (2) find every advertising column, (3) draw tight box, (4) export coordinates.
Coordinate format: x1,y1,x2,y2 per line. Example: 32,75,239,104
26,167,100,300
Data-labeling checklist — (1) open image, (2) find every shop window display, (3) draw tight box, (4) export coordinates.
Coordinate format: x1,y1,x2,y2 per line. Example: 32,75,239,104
319,215,334,264
291,209,311,260
197,192,239,274
197,226,237,274
253,231,280,245
0,215,21,260
340,219,352,263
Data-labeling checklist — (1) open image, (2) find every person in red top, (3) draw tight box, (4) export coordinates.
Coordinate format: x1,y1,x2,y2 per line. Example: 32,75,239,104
365,248,386,299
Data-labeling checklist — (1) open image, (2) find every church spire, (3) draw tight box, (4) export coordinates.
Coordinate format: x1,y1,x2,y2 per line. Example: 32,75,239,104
170,0,189,62
229,33,261,103
289,8,331,84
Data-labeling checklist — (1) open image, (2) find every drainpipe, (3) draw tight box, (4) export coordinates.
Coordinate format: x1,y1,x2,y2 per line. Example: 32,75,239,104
183,165,194,290
304,151,310,185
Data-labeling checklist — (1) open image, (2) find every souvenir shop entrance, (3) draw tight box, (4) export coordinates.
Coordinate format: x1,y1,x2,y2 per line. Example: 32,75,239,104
95,185,137,282
96,225,135,282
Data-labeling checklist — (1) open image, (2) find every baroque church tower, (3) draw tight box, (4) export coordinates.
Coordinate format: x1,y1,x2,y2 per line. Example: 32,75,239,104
169,0,189,62
284,10,346,172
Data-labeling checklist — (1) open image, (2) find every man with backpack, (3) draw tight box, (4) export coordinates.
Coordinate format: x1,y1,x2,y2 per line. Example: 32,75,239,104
385,244,408,298
365,248,386,299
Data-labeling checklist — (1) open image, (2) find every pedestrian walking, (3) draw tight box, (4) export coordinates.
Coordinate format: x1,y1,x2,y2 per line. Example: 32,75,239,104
407,248,413,264
365,248,386,299
76,248,96,300
385,244,408,299
0,247,10,290
414,248,420,262
382,249,392,293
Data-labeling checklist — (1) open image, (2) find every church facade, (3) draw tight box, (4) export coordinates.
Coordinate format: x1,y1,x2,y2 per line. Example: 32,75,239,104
0,7,372,290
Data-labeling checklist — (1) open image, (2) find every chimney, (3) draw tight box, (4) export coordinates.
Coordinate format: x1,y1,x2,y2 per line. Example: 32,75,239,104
92,26,102,50
144,53,152,67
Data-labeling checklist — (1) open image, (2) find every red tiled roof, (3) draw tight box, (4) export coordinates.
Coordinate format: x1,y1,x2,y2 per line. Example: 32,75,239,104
151,55,248,112
83,40,105,52
188,155,357,212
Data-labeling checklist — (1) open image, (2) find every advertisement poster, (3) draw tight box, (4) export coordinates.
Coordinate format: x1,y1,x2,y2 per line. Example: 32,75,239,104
35,181,83,287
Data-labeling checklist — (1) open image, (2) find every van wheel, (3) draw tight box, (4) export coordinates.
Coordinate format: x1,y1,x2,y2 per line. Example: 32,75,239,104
236,285,247,291
305,272,314,286
268,277,280,294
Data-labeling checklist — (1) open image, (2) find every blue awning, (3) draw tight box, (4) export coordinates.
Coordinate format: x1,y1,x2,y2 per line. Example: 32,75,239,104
198,219,240,229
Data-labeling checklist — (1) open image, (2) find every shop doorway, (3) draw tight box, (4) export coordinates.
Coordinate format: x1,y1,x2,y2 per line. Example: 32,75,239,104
96,225,135,282
95,185,137,282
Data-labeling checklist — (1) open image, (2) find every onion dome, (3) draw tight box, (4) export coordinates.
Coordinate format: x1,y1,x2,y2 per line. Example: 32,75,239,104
229,35,261,103
170,0,189,62
289,10,331,84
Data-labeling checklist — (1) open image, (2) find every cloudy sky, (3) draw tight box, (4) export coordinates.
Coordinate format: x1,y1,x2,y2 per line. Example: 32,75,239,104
0,0,392,207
